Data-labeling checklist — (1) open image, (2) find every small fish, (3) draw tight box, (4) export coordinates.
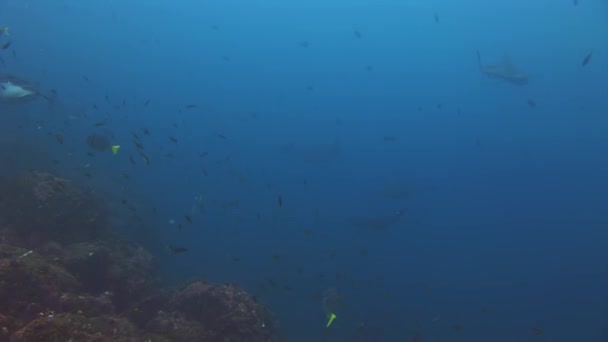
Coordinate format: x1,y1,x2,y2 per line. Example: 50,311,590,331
184,215,192,224
434,12,439,23
168,245,188,254
143,99,151,106
572,0,578,6
217,134,227,139
185,104,197,109
94,118,107,126
526,99,537,109
354,29,362,39
169,136,178,143
532,327,544,336
54,134,64,144
129,155,135,164
581,51,592,67
141,154,150,165
82,75,89,82
277,195,283,208
120,172,130,179
0,41,12,50
142,128,150,135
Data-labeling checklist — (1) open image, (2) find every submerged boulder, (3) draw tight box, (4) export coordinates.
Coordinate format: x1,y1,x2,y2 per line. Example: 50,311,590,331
0,171,106,246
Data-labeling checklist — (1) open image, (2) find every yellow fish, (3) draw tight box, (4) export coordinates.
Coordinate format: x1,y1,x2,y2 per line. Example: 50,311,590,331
326,312,336,328
111,145,120,155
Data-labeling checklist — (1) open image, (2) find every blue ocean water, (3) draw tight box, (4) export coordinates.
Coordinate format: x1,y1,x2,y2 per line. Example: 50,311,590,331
1,0,607,340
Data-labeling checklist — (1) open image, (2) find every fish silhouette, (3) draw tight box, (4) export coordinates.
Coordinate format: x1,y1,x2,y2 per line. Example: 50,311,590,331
476,51,529,85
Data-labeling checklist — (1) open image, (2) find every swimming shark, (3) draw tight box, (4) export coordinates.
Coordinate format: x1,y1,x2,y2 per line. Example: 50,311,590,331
1,81,34,99
0,74,51,104
476,50,529,85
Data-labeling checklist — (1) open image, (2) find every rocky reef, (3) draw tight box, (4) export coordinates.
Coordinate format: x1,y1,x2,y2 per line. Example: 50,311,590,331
0,171,278,341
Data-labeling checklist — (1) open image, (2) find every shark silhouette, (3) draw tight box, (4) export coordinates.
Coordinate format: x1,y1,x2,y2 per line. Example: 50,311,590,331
0,74,53,104
476,51,529,85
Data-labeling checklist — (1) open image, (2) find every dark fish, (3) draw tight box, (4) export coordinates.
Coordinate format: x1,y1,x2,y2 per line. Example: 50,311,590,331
572,0,578,6
434,12,439,23
1,41,12,50
185,215,192,224
299,41,310,48
143,128,150,135
129,155,135,164
526,98,537,109
134,141,144,150
383,136,396,142
168,245,188,254
87,152,94,157
82,75,89,82
144,99,151,106
131,131,140,140
581,51,592,67
92,103,98,110
217,134,227,139
354,29,362,39
105,95,110,103
185,104,197,109
277,195,283,208
169,136,178,143
120,172,130,179
54,134,64,144
0,56,5,65
93,118,107,126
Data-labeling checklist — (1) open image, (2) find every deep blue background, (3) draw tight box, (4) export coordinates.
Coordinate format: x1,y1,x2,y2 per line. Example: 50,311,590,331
1,0,607,340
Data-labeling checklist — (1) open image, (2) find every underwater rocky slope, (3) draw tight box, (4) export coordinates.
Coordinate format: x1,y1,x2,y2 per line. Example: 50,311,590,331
0,171,277,342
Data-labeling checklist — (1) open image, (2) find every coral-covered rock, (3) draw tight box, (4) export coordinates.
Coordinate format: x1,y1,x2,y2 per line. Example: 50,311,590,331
170,281,274,342
58,292,115,317
11,313,139,342
58,239,159,312
0,171,106,246
146,311,210,342
0,243,80,320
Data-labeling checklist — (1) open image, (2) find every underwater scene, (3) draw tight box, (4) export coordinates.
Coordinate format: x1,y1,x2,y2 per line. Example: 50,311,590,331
0,0,607,341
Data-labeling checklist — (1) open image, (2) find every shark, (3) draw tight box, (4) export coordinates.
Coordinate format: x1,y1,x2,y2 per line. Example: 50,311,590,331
0,74,51,104
476,50,529,86
1,81,34,99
